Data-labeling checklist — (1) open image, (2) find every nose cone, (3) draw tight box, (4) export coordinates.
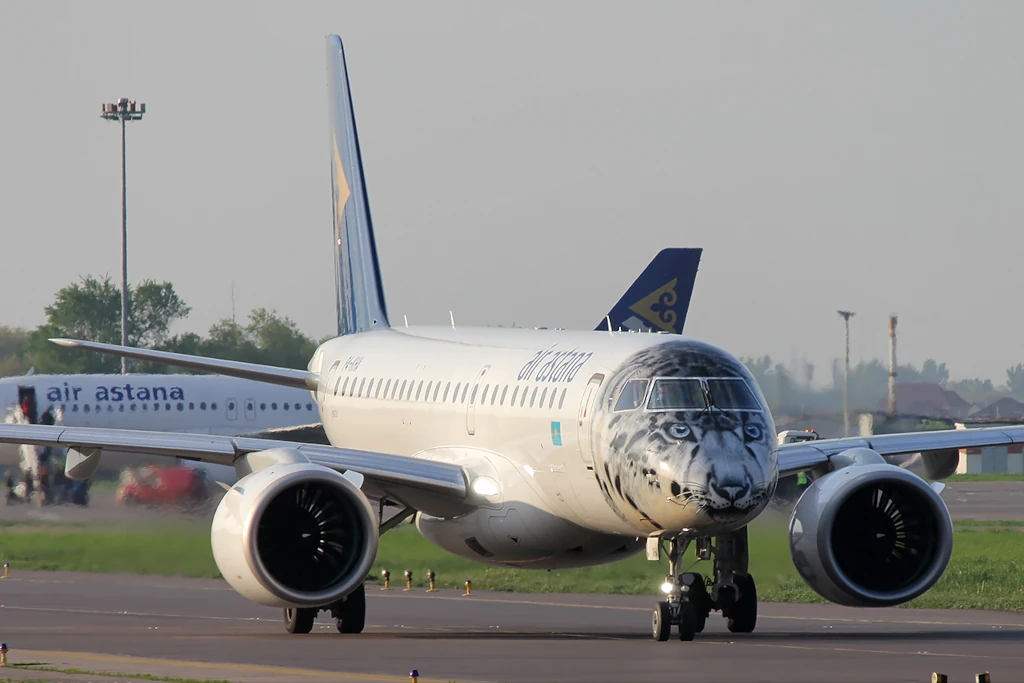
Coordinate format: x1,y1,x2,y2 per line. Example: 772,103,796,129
652,412,777,532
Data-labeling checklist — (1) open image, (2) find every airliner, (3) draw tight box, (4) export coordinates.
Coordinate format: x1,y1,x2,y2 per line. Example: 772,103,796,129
3,35,1019,643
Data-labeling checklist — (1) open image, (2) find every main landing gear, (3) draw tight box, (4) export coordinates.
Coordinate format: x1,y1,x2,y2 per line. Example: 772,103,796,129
283,582,366,635
650,527,757,642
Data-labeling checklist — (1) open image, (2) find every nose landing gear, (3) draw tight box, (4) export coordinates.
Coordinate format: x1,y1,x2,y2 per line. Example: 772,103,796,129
651,538,710,642
649,527,756,642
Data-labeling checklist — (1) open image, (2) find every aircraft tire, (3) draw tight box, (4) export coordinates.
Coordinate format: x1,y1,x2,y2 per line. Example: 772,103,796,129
677,601,696,641
726,573,757,634
284,607,316,634
652,602,671,641
336,583,366,634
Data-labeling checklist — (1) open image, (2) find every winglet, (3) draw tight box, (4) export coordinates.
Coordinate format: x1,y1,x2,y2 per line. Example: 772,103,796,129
326,35,389,336
597,248,702,334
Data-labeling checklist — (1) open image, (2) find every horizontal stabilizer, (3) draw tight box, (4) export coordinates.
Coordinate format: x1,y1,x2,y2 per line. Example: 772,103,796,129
49,338,318,391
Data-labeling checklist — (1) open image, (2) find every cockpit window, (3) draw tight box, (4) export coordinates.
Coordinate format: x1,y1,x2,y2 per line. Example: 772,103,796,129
645,377,762,412
706,378,760,410
647,379,705,410
613,379,649,412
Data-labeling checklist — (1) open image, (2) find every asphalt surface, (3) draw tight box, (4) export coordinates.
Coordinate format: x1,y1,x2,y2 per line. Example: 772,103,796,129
0,571,1021,683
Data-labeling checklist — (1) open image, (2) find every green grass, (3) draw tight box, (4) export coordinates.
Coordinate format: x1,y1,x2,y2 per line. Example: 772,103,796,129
943,473,1024,482
2,520,1024,611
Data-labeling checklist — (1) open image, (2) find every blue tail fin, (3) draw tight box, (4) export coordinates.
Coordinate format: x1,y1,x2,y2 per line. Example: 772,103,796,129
596,248,702,334
326,35,389,336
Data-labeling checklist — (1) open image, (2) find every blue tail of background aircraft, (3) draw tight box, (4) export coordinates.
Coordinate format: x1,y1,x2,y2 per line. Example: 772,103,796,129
596,248,702,334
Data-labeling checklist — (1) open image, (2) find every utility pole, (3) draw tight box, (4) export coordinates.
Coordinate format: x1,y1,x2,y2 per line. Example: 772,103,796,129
888,315,898,415
101,98,146,373
837,310,855,436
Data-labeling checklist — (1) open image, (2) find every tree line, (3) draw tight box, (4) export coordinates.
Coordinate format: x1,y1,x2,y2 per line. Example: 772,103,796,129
1,276,323,376
741,354,1024,415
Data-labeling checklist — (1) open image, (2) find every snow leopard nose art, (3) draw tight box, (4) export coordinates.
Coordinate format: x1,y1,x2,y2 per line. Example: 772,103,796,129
654,417,773,532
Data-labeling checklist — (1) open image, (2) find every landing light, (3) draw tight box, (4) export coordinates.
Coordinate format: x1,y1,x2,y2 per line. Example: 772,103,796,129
660,581,674,594
471,476,499,497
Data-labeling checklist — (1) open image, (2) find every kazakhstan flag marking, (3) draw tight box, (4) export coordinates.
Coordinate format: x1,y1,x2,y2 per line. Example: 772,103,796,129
551,421,562,446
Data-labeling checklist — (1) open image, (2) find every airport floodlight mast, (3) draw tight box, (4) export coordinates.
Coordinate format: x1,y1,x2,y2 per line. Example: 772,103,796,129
100,98,146,374
837,310,855,436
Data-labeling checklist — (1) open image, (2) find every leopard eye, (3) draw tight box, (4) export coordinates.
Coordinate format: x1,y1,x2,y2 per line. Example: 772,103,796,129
743,424,762,441
669,424,691,439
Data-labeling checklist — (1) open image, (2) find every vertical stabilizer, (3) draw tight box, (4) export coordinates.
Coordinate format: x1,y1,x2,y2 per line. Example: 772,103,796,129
326,35,389,335
596,248,702,333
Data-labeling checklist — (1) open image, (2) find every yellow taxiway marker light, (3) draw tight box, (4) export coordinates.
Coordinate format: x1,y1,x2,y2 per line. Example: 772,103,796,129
1,643,8,667
2,562,8,579
426,570,436,592
403,570,413,592
463,579,472,596
380,569,390,591
409,669,419,683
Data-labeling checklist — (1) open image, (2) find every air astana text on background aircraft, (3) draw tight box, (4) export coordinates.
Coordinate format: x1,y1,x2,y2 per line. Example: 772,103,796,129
44,382,186,403
518,349,594,383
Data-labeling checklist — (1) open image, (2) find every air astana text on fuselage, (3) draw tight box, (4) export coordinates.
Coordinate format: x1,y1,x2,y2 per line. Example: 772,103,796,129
43,382,185,403
517,348,594,383
313,327,777,557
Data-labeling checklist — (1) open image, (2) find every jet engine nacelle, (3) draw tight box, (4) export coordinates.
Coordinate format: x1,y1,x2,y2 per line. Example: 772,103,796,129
211,460,379,608
788,451,953,607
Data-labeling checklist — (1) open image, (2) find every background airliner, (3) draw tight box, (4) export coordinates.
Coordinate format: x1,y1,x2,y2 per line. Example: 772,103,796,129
2,35,1016,644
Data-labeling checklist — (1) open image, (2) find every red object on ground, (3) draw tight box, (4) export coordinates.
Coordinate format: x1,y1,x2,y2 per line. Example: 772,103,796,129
117,467,209,509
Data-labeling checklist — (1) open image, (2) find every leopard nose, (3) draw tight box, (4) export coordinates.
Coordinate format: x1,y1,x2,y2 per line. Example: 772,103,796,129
711,482,749,503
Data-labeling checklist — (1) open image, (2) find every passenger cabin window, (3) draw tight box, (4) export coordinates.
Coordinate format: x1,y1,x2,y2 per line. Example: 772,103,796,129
706,378,761,410
614,379,650,412
647,379,705,410
443,382,451,402
358,377,367,397
501,385,508,405
433,382,441,402
426,381,433,400
540,387,548,408
453,383,461,403
559,388,567,409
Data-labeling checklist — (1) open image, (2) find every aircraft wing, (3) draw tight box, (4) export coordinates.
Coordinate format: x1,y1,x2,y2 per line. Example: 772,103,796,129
0,423,471,517
777,424,1024,477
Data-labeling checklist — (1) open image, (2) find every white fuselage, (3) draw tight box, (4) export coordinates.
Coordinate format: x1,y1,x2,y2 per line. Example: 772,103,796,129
1,374,318,434
310,326,779,569
0,374,319,479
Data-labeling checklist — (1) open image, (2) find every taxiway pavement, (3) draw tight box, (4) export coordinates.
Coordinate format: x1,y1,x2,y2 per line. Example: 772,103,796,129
1,571,1022,683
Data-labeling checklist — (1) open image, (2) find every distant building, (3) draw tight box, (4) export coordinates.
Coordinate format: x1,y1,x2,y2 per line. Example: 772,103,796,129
972,397,1024,420
954,420,1024,474
875,383,971,419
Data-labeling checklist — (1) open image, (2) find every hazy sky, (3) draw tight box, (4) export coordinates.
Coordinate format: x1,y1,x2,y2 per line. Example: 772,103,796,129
2,2,1022,385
